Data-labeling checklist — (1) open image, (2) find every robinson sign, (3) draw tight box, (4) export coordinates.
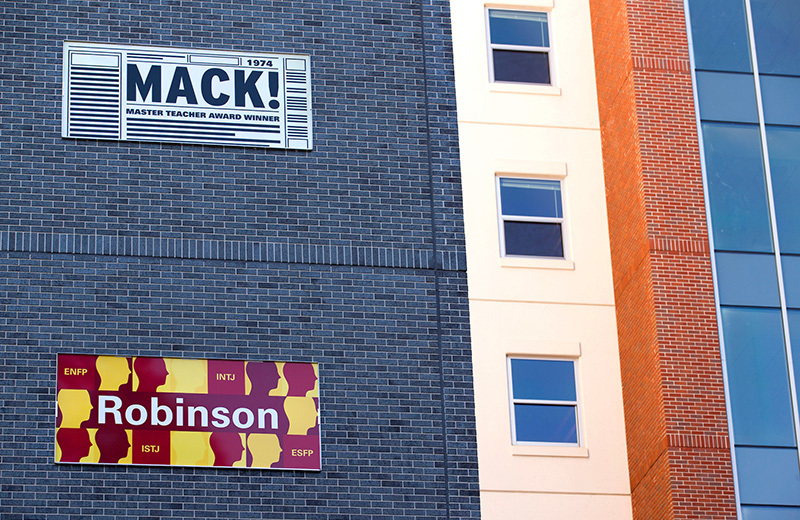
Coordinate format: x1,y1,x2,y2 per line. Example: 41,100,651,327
56,354,321,470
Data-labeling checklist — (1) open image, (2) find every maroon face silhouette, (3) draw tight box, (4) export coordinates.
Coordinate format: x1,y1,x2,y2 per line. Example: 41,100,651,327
246,362,280,396
210,432,244,466
96,426,131,463
57,428,92,463
134,357,169,392
283,363,317,396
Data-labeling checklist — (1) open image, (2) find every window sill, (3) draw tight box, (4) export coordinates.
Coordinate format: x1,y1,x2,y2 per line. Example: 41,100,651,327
500,256,575,270
490,82,562,96
511,444,588,458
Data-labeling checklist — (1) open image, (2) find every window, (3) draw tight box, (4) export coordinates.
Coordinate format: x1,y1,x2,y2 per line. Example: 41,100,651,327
720,307,794,446
487,9,551,84
701,122,772,252
508,358,579,445
497,177,564,257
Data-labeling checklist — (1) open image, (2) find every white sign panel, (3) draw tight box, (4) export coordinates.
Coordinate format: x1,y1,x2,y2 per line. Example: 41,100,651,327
62,42,312,150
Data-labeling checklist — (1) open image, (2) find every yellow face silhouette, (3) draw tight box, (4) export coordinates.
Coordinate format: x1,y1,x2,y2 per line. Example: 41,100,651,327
58,389,93,428
247,433,282,468
170,431,212,466
84,428,100,463
284,397,318,435
163,358,208,393
307,364,319,398
119,430,133,464
267,362,289,396
96,356,131,391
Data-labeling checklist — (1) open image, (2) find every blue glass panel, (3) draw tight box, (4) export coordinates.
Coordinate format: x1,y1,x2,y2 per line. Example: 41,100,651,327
783,258,800,308
768,127,800,254
696,71,758,123
736,447,800,506
715,252,780,307
492,50,550,84
702,123,772,252
499,178,562,218
488,10,549,47
761,76,800,126
786,311,800,409
510,359,576,401
687,0,752,72
742,506,800,520
721,307,795,447
752,0,800,76
504,222,563,257
514,404,577,444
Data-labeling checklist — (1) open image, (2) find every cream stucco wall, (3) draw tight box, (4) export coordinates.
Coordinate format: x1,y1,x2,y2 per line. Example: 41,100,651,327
450,0,633,518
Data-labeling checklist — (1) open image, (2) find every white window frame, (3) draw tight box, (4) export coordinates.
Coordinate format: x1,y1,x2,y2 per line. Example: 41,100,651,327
507,356,581,447
485,8,553,85
496,176,568,259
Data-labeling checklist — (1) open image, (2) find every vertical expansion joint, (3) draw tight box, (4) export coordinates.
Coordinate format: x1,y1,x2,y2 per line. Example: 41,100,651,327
417,0,452,518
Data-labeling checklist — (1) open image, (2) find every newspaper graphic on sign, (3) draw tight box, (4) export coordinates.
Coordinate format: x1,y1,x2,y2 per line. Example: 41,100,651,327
62,42,312,150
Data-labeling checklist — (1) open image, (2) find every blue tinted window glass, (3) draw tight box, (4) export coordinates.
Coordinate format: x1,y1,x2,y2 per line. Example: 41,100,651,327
687,0,752,72
489,10,549,47
768,127,800,254
721,307,795,446
499,178,562,218
492,50,550,84
783,258,800,309
510,359,576,401
715,252,780,307
786,311,800,408
514,404,577,444
752,0,800,76
696,71,758,123
760,76,800,126
742,506,800,520
702,123,772,252
503,222,563,257
736,447,800,506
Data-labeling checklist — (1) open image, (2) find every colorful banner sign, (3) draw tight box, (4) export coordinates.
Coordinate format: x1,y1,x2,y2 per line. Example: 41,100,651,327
62,42,313,149
55,354,320,470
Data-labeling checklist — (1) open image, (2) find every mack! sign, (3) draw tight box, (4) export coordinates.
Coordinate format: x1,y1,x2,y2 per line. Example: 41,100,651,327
62,42,312,149
56,354,321,470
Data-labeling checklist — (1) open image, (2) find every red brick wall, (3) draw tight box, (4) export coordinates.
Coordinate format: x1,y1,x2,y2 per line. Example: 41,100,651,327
588,0,737,518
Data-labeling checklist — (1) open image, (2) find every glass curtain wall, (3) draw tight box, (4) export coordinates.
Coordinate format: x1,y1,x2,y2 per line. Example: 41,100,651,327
688,0,800,517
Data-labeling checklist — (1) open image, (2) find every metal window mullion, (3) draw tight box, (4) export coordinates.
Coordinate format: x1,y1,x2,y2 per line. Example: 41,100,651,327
512,398,577,406
743,0,800,475
507,357,518,444
496,177,506,256
490,43,550,53
502,215,563,224
486,8,495,83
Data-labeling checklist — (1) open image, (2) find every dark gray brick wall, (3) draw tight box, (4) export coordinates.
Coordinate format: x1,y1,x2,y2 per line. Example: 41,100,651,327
0,0,479,518
0,0,467,258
